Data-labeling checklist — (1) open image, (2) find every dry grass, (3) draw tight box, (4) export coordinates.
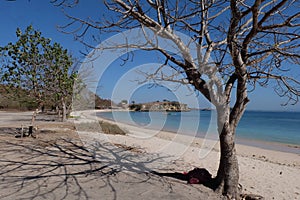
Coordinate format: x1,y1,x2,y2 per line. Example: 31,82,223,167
113,143,144,153
76,121,127,135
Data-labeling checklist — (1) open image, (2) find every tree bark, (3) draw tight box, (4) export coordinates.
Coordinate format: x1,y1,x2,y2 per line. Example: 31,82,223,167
215,127,239,199
212,76,249,199
212,106,240,199
31,108,38,125
61,97,67,122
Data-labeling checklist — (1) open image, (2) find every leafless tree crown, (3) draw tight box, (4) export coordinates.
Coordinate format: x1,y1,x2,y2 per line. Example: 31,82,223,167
54,0,300,105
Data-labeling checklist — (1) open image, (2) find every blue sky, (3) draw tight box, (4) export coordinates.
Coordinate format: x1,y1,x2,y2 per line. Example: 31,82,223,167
0,0,299,111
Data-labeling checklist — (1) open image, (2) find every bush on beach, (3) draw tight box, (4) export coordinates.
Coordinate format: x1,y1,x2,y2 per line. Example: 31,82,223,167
77,121,127,135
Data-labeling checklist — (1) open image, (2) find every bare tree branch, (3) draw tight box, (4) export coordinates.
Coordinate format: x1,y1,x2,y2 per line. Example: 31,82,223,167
53,1,300,197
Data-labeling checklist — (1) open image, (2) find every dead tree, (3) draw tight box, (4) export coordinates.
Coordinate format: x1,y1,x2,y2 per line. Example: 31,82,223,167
54,0,300,198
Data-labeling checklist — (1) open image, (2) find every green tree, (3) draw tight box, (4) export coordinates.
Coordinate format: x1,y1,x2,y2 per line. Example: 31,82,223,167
1,25,50,105
0,25,77,121
43,42,76,121
121,100,128,104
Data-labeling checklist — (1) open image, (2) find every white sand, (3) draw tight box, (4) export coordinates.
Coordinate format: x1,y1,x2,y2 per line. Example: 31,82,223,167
73,110,300,200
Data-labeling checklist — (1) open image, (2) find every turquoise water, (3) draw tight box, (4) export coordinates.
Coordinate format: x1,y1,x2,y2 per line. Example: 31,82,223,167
97,110,300,146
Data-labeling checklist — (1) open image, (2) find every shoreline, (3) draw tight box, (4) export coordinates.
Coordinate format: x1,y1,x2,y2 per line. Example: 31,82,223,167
74,110,300,199
91,109,300,155
73,110,300,166
236,137,300,155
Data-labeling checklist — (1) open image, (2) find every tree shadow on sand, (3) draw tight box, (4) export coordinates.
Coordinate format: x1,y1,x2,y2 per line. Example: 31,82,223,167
0,127,223,200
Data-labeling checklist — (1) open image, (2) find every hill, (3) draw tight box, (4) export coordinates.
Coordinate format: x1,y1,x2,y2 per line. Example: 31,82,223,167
0,85,38,110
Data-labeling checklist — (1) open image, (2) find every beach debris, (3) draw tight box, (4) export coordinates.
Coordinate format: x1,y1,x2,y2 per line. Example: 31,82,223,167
151,167,212,185
184,167,212,184
113,143,143,153
240,193,264,200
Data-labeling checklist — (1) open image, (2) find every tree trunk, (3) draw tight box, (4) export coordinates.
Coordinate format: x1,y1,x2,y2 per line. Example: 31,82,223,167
61,97,67,122
215,127,239,199
213,107,240,199
31,108,38,125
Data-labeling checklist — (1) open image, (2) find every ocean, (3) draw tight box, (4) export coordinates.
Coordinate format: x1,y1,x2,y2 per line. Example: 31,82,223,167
97,110,300,148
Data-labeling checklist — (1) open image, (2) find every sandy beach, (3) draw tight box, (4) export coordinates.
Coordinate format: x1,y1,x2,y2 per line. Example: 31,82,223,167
0,110,299,199
75,110,300,199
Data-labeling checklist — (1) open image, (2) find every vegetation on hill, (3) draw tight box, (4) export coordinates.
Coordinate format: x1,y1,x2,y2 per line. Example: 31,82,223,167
0,84,37,110
129,100,189,112
95,95,114,109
